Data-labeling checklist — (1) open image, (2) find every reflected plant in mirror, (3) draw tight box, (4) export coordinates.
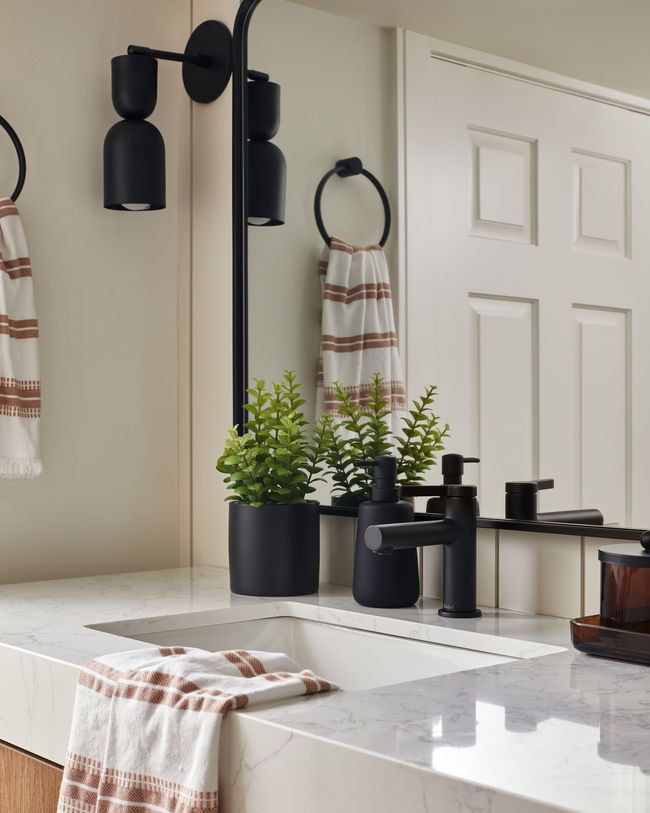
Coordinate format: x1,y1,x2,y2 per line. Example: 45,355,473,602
321,374,450,506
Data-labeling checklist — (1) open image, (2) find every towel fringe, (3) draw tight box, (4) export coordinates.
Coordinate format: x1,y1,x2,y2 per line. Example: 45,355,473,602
0,457,42,479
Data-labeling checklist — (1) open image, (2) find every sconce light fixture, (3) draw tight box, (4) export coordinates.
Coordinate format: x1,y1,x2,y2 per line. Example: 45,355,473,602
104,20,232,211
247,71,286,226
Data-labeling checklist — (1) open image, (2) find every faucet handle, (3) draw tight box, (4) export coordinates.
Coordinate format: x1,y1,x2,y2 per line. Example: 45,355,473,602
505,478,554,494
505,478,554,520
401,484,477,499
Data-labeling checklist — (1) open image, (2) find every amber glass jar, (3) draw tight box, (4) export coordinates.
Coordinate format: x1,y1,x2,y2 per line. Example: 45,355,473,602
599,544,650,625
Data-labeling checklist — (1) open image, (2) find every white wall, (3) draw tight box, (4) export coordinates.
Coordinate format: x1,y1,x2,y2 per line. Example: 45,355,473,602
247,0,398,424
294,0,650,100
0,0,191,583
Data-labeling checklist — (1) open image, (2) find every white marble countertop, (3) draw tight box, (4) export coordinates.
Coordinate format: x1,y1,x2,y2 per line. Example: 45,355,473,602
1,565,649,813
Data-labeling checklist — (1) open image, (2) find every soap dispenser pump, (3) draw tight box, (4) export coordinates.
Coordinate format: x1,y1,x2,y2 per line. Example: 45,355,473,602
353,455,419,608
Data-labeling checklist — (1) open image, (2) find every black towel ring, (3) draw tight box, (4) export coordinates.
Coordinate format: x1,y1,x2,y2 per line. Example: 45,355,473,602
0,114,26,202
314,157,391,247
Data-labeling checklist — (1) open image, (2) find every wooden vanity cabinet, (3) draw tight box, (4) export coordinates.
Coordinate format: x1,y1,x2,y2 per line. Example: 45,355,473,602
0,740,63,812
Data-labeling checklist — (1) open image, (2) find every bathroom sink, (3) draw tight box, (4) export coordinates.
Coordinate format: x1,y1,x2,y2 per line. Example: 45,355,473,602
87,603,563,691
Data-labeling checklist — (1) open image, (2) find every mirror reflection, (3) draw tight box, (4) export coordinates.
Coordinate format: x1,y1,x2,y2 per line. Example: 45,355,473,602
248,0,649,529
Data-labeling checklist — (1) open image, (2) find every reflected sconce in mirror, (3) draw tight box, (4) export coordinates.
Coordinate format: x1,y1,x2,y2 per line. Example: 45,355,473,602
104,20,232,211
247,71,286,226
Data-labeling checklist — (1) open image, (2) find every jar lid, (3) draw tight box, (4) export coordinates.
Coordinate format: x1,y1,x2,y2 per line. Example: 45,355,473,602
599,543,650,568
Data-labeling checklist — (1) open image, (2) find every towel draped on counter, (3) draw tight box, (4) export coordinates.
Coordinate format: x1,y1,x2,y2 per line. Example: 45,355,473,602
57,646,336,813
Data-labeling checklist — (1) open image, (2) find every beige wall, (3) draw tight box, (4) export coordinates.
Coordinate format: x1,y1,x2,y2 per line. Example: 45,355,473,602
191,0,239,568
0,0,191,583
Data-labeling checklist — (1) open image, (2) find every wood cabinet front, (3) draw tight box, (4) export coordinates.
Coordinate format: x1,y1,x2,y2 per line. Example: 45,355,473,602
0,740,63,812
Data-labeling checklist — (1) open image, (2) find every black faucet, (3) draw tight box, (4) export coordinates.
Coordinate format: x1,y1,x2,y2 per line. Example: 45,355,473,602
365,483,481,619
505,478,603,525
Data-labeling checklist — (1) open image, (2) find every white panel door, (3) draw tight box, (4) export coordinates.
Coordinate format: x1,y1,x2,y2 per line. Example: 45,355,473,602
404,35,650,614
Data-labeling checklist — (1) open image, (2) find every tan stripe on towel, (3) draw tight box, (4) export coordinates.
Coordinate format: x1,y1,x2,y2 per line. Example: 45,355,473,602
100,763,219,803
329,238,382,254
222,650,256,677
59,780,99,808
324,283,391,295
0,378,40,399
0,315,38,329
322,331,396,344
81,667,243,715
63,764,102,789
234,650,267,675
0,325,38,339
322,339,397,353
323,282,392,304
114,682,234,714
322,381,407,411
1,256,30,268
0,205,19,219
96,781,219,813
273,670,321,694
95,801,216,813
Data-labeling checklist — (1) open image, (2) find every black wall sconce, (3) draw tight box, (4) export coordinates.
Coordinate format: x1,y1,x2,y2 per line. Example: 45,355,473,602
247,71,286,226
104,20,232,211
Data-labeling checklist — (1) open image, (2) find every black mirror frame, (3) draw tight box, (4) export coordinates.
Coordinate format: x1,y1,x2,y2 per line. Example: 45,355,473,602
232,0,264,432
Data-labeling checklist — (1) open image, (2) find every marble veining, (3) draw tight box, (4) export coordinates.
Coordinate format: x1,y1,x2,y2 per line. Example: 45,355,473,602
1,566,649,812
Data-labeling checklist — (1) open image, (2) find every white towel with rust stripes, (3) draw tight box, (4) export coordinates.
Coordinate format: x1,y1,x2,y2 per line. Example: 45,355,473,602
317,236,405,434
0,197,41,478
57,646,336,813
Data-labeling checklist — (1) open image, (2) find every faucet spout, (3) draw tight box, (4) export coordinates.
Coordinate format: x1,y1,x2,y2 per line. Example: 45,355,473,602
365,519,458,554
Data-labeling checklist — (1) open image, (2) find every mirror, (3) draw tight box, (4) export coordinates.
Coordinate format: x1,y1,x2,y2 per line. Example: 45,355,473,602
244,0,650,525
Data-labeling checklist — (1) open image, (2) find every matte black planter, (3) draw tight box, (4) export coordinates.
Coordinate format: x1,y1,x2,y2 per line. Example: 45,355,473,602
332,491,366,508
229,502,320,596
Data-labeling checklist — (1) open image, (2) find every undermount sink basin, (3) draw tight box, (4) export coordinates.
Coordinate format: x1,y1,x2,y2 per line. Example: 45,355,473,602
88,603,560,691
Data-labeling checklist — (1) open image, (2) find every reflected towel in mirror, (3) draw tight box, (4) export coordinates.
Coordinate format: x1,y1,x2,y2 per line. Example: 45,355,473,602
317,236,405,434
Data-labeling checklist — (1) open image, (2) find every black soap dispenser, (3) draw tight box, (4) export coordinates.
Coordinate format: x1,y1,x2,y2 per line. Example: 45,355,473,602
353,456,420,608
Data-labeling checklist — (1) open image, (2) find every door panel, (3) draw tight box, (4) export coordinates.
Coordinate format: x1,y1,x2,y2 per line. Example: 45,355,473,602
405,34,650,615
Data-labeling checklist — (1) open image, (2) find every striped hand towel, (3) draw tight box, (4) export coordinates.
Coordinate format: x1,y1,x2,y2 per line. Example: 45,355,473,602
57,646,336,813
317,237,405,433
0,197,41,478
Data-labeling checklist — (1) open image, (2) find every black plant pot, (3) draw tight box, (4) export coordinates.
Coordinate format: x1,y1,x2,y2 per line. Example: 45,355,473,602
332,491,366,508
229,502,320,596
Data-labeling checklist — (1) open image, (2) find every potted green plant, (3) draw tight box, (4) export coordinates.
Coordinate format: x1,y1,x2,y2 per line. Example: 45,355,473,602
321,373,450,505
217,371,328,596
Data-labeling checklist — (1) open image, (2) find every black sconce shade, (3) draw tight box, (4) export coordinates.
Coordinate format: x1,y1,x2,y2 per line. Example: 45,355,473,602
247,74,286,226
248,140,286,226
111,55,158,119
104,120,165,211
248,80,280,140
105,53,164,211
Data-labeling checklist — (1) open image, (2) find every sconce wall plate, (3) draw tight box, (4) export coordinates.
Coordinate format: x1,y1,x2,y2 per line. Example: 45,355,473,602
183,20,232,103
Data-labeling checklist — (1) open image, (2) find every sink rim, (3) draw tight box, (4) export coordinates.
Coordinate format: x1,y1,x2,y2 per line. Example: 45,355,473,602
86,600,566,661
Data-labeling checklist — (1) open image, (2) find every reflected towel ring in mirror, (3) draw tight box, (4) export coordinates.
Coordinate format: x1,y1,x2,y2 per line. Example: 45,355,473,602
0,114,26,201
314,157,391,247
